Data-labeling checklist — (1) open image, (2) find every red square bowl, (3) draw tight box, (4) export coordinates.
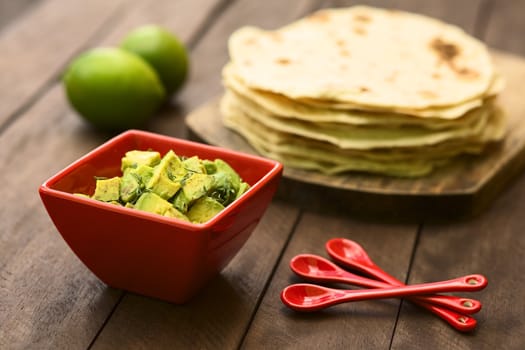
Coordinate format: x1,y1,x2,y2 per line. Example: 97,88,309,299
39,130,282,303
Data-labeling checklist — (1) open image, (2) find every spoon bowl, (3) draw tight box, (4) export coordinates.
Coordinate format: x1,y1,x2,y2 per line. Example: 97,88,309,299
281,284,347,311
290,254,384,287
326,238,374,267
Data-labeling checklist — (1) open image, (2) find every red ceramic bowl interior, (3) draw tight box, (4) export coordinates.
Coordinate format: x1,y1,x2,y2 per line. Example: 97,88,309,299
39,130,282,303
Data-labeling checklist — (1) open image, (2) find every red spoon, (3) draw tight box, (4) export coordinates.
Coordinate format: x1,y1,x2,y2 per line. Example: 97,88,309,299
289,254,482,314
326,238,488,332
281,274,487,312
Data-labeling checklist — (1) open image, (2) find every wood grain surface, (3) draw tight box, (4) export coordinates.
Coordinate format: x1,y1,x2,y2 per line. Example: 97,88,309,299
1,0,525,349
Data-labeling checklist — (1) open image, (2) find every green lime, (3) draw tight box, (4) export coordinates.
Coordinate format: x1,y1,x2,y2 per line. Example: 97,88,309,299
63,47,165,130
121,25,189,95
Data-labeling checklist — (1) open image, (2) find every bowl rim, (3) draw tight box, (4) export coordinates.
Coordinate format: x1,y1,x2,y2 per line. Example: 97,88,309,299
39,129,283,229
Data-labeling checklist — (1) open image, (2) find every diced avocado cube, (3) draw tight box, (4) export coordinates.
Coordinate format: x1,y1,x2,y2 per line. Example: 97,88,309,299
121,150,161,171
187,197,224,223
134,192,172,215
146,150,185,200
125,202,134,209
148,172,180,200
164,150,188,178
92,177,121,202
182,173,215,202
164,206,190,222
209,166,248,206
122,164,153,202
235,182,250,200
125,164,153,188
208,159,245,206
202,160,217,174
173,191,190,213
208,172,237,206
214,159,241,193
182,156,205,174
119,171,141,203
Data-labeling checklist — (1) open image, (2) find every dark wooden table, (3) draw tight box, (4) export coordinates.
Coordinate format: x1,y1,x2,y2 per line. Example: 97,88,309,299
1,0,524,349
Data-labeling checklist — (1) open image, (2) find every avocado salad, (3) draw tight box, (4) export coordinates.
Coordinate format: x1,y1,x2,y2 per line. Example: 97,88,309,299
77,150,250,223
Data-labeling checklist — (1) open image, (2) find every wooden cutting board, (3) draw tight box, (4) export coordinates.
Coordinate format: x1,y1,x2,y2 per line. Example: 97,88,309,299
186,50,525,220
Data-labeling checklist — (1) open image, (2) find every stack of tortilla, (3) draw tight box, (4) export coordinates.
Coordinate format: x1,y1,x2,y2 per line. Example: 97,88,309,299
220,6,506,177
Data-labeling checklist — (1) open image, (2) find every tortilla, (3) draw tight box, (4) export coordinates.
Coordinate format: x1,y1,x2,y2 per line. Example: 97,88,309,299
223,69,490,130
222,106,443,176
228,7,495,109
222,90,502,150
224,63,504,121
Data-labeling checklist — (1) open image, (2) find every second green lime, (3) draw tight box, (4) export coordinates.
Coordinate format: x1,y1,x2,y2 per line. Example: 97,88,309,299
121,25,189,95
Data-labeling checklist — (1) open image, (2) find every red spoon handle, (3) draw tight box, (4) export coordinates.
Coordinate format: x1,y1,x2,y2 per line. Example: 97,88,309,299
411,299,477,332
335,272,482,314
357,265,483,329
410,295,481,314
354,263,403,286
336,259,485,313
335,276,486,301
